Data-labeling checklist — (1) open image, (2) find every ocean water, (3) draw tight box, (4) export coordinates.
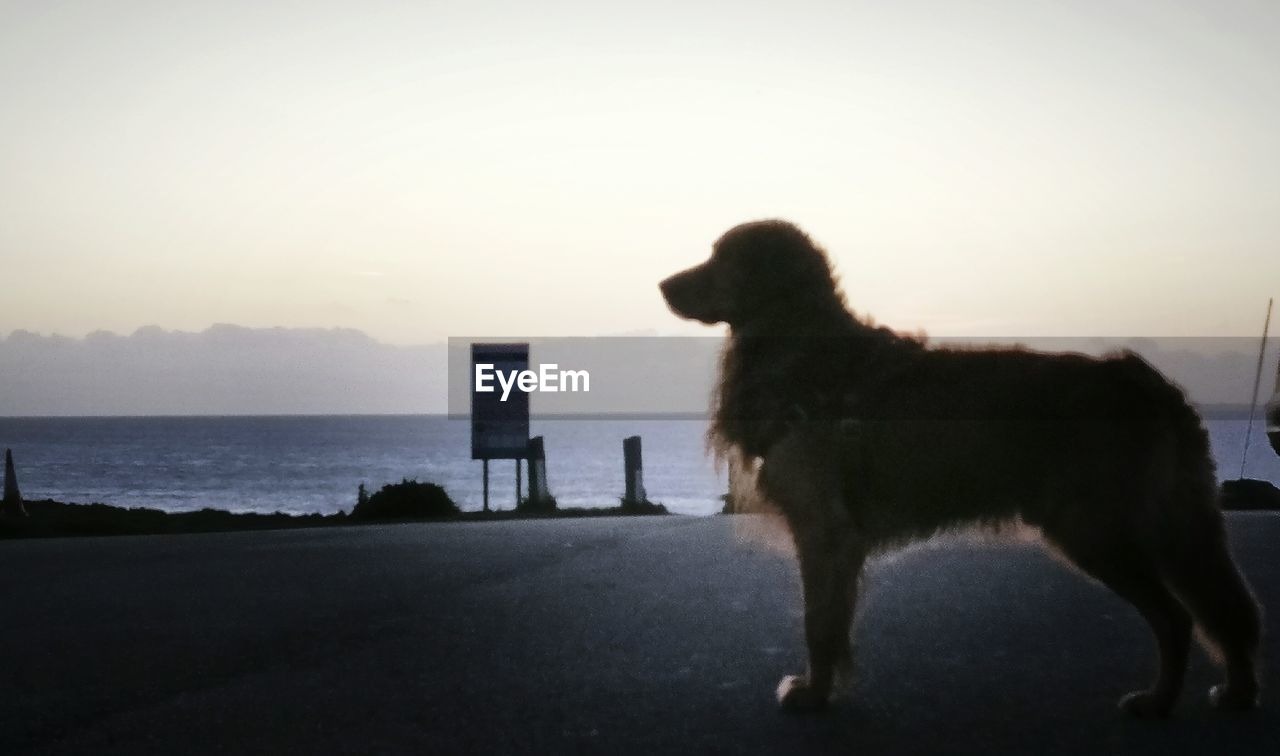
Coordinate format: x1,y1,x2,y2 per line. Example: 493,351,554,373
0,416,724,516
1,415,1277,517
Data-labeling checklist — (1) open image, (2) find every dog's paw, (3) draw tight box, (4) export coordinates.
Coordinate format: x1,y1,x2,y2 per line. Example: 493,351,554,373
776,675,827,712
1209,683,1259,712
1118,690,1174,719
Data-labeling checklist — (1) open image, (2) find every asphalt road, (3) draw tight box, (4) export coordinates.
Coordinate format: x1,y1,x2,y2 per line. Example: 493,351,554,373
1,514,1277,755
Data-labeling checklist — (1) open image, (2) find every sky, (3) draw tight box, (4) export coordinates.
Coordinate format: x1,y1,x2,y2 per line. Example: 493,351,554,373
2,0,1278,344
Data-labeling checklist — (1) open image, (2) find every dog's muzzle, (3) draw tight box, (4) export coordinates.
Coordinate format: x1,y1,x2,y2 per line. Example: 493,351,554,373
660,264,721,324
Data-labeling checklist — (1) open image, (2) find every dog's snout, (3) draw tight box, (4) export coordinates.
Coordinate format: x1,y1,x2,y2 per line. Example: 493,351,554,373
661,259,730,324
660,264,713,322
658,273,680,302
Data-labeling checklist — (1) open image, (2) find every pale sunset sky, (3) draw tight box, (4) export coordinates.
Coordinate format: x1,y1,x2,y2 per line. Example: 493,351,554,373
2,0,1277,344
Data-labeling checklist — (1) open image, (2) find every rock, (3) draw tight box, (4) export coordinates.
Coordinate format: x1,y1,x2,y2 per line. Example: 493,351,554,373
1221,478,1280,511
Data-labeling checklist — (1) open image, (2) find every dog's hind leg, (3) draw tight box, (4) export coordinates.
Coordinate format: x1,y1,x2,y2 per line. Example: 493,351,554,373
1156,513,1261,711
1042,524,1192,718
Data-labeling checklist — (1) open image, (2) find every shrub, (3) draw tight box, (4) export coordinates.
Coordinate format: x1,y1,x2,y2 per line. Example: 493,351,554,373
352,479,459,520
619,497,668,515
517,494,558,513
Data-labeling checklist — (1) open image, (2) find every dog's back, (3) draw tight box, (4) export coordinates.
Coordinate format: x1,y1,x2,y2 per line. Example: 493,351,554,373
835,348,1209,536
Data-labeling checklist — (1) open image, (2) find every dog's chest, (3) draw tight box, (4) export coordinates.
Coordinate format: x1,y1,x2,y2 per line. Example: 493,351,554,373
716,364,852,458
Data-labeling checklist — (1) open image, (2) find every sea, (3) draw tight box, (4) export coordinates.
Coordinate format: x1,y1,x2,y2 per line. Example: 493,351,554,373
1,415,1278,517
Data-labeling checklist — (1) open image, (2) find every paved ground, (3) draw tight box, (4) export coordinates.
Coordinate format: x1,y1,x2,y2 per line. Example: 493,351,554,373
1,514,1277,755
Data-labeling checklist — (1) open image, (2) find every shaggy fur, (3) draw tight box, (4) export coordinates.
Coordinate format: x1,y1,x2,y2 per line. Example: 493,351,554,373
660,219,1262,717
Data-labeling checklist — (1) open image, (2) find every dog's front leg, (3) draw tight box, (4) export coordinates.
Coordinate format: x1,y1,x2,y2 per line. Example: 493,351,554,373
777,523,866,712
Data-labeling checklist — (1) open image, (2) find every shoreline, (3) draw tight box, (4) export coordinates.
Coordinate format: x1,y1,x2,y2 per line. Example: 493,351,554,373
5,477,1276,541
0,497,674,540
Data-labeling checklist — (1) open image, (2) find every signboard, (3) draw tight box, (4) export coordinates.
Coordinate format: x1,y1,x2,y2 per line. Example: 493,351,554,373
471,343,531,460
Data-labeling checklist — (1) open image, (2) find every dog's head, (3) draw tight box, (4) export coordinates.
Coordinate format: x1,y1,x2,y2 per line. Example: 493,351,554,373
659,220,839,327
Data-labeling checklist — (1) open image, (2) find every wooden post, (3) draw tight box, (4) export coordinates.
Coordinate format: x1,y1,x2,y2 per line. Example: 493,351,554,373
1267,393,1280,457
482,458,490,512
623,436,645,507
1268,334,1280,457
3,448,26,518
515,458,523,507
1240,298,1273,477
526,436,552,510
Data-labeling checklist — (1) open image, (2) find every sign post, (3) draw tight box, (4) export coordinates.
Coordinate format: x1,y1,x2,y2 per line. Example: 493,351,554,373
471,343,531,511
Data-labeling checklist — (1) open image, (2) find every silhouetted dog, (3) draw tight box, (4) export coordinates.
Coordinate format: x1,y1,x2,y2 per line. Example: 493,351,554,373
660,220,1261,717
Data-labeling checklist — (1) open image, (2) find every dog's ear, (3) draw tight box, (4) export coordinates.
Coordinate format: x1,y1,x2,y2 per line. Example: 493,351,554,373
663,221,840,327
716,222,839,311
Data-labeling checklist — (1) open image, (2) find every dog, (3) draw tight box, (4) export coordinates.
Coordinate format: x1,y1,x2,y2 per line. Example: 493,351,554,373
659,219,1261,717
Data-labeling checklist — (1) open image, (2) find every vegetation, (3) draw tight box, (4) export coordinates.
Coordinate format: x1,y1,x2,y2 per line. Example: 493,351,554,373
517,494,558,513
619,496,668,515
0,499,343,539
0,478,672,540
350,479,459,520
462,502,667,521
1221,479,1280,510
